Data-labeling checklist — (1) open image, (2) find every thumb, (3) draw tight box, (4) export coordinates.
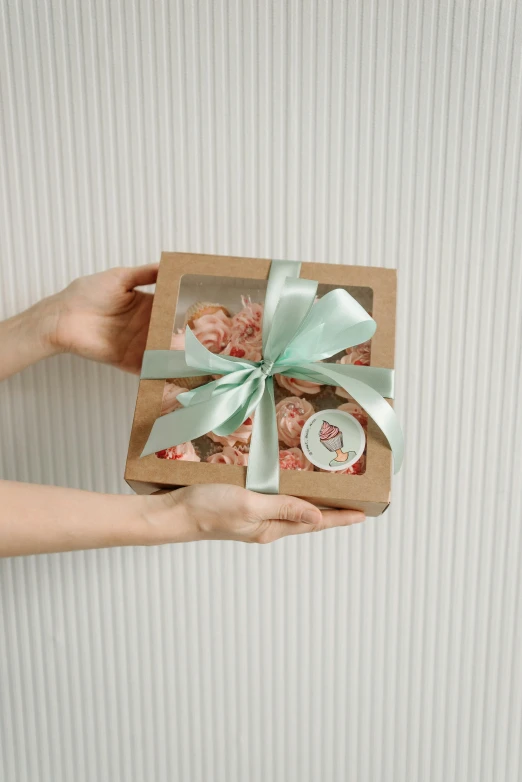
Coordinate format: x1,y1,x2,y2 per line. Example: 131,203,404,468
120,263,159,289
249,493,322,525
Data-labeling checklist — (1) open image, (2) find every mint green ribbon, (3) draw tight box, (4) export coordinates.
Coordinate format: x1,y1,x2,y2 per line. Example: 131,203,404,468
140,260,403,493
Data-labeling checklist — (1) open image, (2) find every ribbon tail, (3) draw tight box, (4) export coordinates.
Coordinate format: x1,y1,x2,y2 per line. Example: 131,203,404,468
332,375,403,473
212,375,265,436
141,383,257,456
246,376,280,493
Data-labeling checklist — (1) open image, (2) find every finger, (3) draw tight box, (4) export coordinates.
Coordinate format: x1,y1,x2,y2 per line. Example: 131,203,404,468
318,509,365,529
266,509,365,542
247,492,322,525
120,263,159,289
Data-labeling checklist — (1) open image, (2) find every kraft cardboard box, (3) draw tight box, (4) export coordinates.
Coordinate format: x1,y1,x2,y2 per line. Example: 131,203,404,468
125,252,397,516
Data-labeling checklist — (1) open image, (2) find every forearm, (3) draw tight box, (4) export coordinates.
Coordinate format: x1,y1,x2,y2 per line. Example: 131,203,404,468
0,480,161,557
0,480,364,556
0,300,60,381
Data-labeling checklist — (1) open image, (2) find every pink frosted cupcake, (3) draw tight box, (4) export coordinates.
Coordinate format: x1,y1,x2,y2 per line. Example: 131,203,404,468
279,447,314,471
208,416,253,447
170,328,186,350
155,442,200,461
219,295,264,361
160,382,188,415
191,309,232,354
185,302,231,327
344,340,371,366
275,396,314,446
337,401,368,429
229,296,263,349
206,446,249,466
275,374,322,396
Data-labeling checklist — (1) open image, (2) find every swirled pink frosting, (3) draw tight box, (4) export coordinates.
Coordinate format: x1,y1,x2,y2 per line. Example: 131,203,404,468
229,296,264,348
206,446,249,466
192,310,232,353
155,442,200,461
337,401,368,428
275,374,322,396
279,447,314,471
275,396,314,446
208,417,253,447
344,340,371,366
319,420,340,441
160,382,188,415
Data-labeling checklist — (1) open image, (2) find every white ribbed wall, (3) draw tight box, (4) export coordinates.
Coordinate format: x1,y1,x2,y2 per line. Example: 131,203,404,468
1,1,521,780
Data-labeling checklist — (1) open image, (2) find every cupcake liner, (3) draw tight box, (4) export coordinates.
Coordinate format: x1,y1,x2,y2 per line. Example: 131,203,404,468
321,433,344,452
184,301,231,327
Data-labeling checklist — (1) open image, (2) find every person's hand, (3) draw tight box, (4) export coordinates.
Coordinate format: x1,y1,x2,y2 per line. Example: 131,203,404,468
44,264,159,374
141,484,365,545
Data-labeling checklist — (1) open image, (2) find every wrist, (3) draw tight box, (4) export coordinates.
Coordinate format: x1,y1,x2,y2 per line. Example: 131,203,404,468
135,490,201,546
12,296,65,360
32,294,67,356
0,299,64,381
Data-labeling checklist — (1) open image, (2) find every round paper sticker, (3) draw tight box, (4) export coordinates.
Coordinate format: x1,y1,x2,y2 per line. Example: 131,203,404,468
300,409,366,471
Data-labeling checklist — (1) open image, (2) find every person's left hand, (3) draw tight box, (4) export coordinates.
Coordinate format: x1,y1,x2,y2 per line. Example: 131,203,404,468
45,264,159,374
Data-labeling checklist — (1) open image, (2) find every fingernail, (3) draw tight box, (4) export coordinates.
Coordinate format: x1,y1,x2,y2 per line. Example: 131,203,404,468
302,509,322,525
352,513,366,524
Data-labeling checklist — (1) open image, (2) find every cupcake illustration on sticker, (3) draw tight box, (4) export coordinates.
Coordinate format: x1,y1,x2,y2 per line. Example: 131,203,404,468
319,419,356,466
301,409,366,472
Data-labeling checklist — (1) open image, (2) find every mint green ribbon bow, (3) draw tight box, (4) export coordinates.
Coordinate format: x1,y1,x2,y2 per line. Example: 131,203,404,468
140,260,403,493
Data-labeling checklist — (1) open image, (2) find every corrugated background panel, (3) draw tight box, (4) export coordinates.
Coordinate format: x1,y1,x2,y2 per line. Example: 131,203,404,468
1,1,521,780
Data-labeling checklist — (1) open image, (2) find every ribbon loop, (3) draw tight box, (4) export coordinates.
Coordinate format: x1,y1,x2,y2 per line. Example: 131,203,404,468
140,260,404,489
262,260,301,349
263,277,318,362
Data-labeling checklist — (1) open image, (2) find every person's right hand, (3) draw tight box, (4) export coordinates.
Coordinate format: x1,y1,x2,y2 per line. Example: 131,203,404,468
141,484,365,545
